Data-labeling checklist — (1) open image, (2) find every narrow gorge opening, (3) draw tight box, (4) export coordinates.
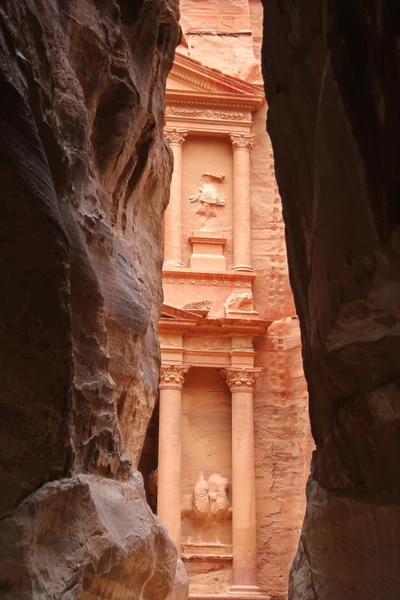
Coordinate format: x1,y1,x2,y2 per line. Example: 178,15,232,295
1,1,397,599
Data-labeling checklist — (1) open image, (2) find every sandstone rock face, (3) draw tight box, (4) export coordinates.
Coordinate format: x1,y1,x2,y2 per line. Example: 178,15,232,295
0,0,187,597
262,1,400,598
0,473,180,599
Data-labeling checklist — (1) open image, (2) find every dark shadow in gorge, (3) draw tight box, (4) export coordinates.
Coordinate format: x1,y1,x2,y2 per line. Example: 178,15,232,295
261,1,400,598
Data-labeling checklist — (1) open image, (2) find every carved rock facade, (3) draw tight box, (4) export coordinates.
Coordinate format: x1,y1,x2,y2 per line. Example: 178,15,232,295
262,1,400,599
0,1,187,598
149,3,313,597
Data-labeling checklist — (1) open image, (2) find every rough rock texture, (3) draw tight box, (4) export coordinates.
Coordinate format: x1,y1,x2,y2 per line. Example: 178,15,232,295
179,0,261,80
0,473,184,599
0,0,187,597
262,1,400,599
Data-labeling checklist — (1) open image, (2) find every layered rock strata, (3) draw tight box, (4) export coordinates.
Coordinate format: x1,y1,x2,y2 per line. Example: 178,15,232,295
262,1,400,599
0,0,187,597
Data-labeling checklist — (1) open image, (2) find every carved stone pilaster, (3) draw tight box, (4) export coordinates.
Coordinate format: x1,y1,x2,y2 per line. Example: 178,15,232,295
229,133,256,151
160,364,190,389
165,128,188,146
221,367,261,392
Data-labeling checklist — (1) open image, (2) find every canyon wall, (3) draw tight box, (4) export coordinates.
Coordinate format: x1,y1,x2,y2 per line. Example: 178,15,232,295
261,1,400,599
0,1,187,598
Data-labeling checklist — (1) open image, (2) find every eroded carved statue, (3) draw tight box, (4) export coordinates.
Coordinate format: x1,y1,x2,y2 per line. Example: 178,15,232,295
189,172,226,218
192,472,231,525
224,290,253,314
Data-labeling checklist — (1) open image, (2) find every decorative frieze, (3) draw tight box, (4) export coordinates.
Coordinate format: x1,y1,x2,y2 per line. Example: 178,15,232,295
159,364,190,389
166,106,251,121
221,367,261,392
164,277,253,288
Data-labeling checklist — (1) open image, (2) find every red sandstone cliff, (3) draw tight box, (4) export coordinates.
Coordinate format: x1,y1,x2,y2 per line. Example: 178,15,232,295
262,1,400,598
0,1,187,598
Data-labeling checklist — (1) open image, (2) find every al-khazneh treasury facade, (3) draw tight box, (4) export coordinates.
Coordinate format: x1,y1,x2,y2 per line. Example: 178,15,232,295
139,3,313,599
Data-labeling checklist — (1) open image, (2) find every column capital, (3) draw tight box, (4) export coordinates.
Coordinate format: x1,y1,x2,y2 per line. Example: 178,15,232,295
220,367,262,392
160,364,190,389
229,133,256,151
165,128,189,146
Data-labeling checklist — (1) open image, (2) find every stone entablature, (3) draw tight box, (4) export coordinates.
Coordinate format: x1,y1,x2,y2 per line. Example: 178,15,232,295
166,53,264,137
166,52,263,138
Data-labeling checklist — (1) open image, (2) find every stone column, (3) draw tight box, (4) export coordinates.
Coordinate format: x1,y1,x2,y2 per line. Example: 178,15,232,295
157,364,189,551
222,367,263,596
164,129,188,268
229,133,256,272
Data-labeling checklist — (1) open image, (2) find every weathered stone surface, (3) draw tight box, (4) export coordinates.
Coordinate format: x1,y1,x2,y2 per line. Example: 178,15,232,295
178,0,259,79
262,1,400,598
0,0,187,597
0,473,179,599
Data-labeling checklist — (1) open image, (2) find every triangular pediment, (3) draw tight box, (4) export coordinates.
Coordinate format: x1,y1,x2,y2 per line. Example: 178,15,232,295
166,76,199,92
166,52,264,111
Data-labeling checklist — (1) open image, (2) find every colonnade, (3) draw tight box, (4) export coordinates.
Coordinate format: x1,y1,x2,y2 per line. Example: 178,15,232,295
157,363,262,595
163,129,256,272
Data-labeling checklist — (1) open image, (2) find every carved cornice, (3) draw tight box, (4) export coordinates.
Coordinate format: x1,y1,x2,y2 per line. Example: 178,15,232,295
160,364,190,389
220,368,262,392
170,68,214,92
229,133,256,151
165,128,188,146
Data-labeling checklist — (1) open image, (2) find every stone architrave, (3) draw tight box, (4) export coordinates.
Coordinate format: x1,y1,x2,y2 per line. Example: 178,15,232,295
164,129,188,268
221,367,263,596
157,364,190,550
229,133,256,272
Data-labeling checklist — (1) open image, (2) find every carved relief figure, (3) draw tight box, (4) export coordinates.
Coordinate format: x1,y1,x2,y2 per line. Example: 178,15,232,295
192,471,231,526
193,471,209,525
208,473,231,521
224,290,253,315
189,172,226,219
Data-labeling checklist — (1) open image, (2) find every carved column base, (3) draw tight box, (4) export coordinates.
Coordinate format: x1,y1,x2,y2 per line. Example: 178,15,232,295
229,584,264,596
231,264,253,272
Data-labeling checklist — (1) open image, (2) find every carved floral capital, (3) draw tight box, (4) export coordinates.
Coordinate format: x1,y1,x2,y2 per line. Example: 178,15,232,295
229,133,256,151
220,367,262,392
160,364,190,389
165,128,189,146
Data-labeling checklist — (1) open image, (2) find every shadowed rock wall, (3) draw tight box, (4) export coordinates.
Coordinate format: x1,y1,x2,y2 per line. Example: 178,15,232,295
0,1,187,598
261,1,400,599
